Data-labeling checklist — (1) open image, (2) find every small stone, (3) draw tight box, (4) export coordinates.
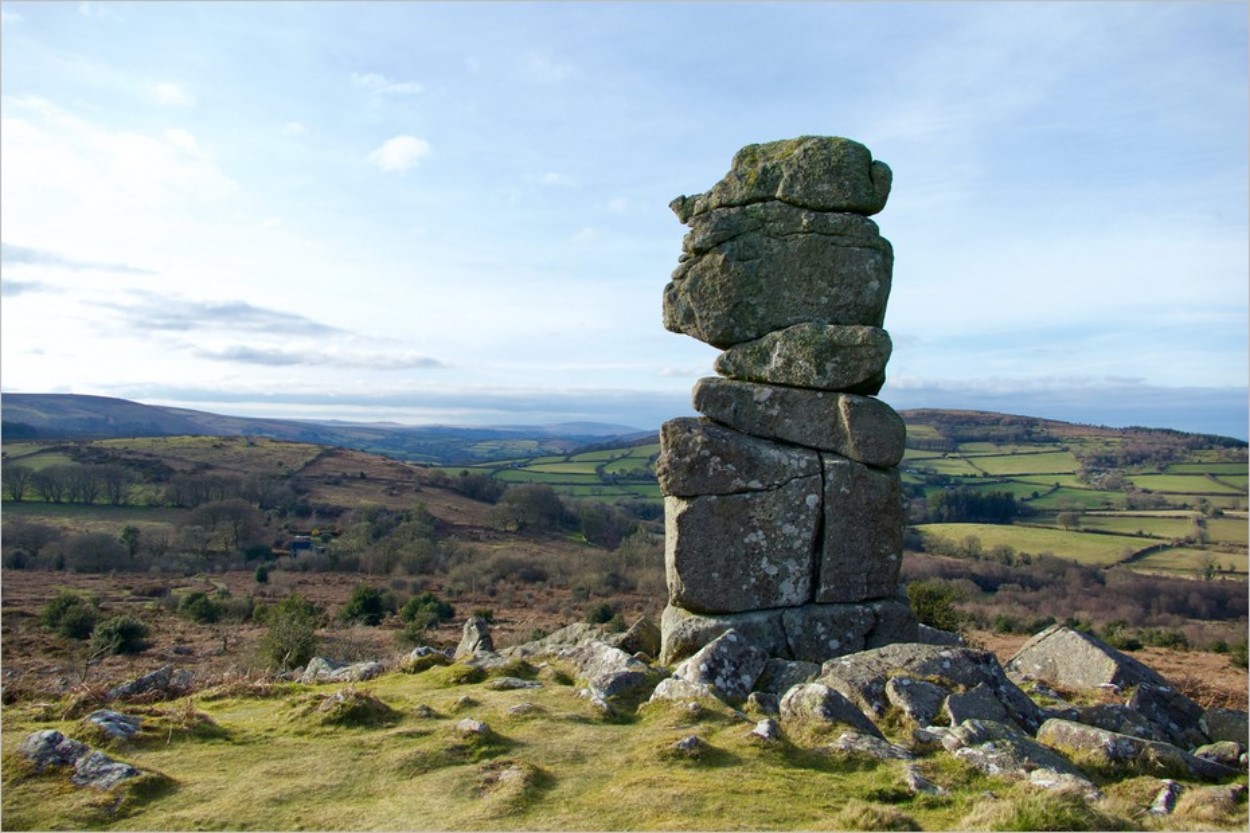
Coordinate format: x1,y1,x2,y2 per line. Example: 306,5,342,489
752,718,781,742
506,703,543,717
831,731,913,760
486,677,543,691
1149,779,1183,815
455,718,490,736
904,764,947,796
746,691,780,716
85,710,143,740
71,750,140,790
673,735,708,754
412,704,438,719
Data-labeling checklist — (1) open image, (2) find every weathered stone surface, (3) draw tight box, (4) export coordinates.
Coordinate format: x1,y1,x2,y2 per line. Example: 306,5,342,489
714,323,891,394
399,646,453,673
455,616,494,660
647,677,719,706
106,664,178,701
916,623,964,647
18,730,89,771
864,594,921,647
604,616,662,659
71,750,140,790
942,719,1095,795
831,731,913,760
747,692,780,716
84,710,143,741
819,643,1042,732
903,764,947,796
673,629,768,704
1201,707,1249,745
1127,683,1208,750
664,476,821,614
885,676,947,726
455,718,490,736
780,682,883,739
1037,718,1237,781
504,622,605,658
1192,741,1245,768
781,603,875,662
299,657,384,685
557,640,659,703
1070,703,1170,743
486,677,543,691
663,207,892,348
693,377,905,467
1149,779,1183,815
754,658,820,696
657,417,820,497
670,136,892,223
752,718,781,741
1005,624,1168,691
944,682,1009,726
659,605,788,665
816,456,905,603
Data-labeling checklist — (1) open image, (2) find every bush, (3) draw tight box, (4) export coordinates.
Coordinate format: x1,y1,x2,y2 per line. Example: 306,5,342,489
41,591,99,640
257,593,322,670
340,585,391,626
178,591,223,624
1229,639,1248,669
584,601,616,625
906,579,966,633
90,616,151,655
399,592,454,626
254,565,269,584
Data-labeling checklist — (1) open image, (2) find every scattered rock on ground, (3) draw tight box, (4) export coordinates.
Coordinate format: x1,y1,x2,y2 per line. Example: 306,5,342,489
831,731,913,760
1126,683,1208,750
604,616,662,659
1036,718,1237,781
944,682,1009,726
780,682,882,740
884,676,947,726
672,629,768,704
455,616,495,660
84,710,143,741
300,657,384,684
1192,741,1245,769
1149,779,1183,815
1200,707,1248,745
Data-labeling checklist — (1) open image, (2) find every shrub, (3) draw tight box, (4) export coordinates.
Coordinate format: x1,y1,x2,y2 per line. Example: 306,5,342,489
584,601,616,625
1230,639,1248,669
340,585,391,626
178,592,223,624
41,591,99,640
471,608,495,624
905,579,966,633
258,593,322,670
400,591,455,625
254,565,269,584
90,616,151,655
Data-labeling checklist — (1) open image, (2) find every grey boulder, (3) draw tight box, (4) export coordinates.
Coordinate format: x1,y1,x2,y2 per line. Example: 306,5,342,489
1005,624,1168,691
657,417,820,497
714,323,891,394
780,682,882,740
672,629,768,704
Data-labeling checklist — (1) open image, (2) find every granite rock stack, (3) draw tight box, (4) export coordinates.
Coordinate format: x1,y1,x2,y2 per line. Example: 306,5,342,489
658,136,917,666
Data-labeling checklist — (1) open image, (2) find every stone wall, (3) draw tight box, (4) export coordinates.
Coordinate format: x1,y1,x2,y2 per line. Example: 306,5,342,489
658,136,917,666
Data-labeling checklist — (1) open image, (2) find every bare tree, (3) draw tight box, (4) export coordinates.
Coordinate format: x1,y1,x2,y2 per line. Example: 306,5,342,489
1,464,32,502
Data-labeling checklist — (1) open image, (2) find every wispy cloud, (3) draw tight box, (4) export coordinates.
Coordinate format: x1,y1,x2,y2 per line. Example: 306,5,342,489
1,280,51,297
1,242,155,275
528,171,578,187
1,9,23,24
152,81,194,107
367,135,431,173
101,293,342,335
197,345,447,370
283,121,308,136
351,72,424,96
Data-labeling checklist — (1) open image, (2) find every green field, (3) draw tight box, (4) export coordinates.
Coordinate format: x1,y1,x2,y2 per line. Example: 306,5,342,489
907,456,982,476
1023,487,1121,511
917,523,1147,566
970,451,1080,476
1208,517,1250,545
1132,546,1249,578
1126,474,1245,495
1165,462,1249,475
1052,514,1194,539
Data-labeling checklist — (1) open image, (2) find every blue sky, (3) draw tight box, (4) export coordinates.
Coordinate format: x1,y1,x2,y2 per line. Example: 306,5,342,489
2,1,1247,439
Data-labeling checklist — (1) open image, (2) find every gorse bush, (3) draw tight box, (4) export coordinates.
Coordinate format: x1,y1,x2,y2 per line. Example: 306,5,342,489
399,591,454,627
178,591,223,624
41,591,99,640
905,579,966,633
90,615,151,655
340,584,392,626
257,593,322,670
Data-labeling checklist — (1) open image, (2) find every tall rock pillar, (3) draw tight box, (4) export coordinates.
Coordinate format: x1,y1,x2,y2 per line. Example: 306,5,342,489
658,136,917,666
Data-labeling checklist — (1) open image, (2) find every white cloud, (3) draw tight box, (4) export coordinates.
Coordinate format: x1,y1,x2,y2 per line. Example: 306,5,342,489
366,135,431,173
1,9,23,24
152,81,194,107
569,226,600,244
531,171,578,187
77,2,118,19
351,72,424,96
606,197,631,213
283,121,308,136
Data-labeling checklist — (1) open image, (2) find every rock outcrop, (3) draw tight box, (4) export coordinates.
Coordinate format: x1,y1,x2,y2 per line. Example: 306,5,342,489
659,136,915,665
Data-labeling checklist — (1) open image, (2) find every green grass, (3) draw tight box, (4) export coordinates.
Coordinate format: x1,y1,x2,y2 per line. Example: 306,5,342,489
1207,517,1250,545
1126,474,1246,495
908,457,983,476
1165,462,1249,475
969,451,1080,476
522,463,603,475
916,523,1147,565
1024,487,1123,511
1132,547,1248,577
1059,514,1196,539
493,470,602,485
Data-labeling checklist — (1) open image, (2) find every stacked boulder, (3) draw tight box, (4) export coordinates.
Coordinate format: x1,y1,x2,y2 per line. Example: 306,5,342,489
658,136,917,665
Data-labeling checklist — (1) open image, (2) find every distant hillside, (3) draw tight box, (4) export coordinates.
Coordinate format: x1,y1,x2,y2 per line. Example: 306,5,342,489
0,394,647,464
